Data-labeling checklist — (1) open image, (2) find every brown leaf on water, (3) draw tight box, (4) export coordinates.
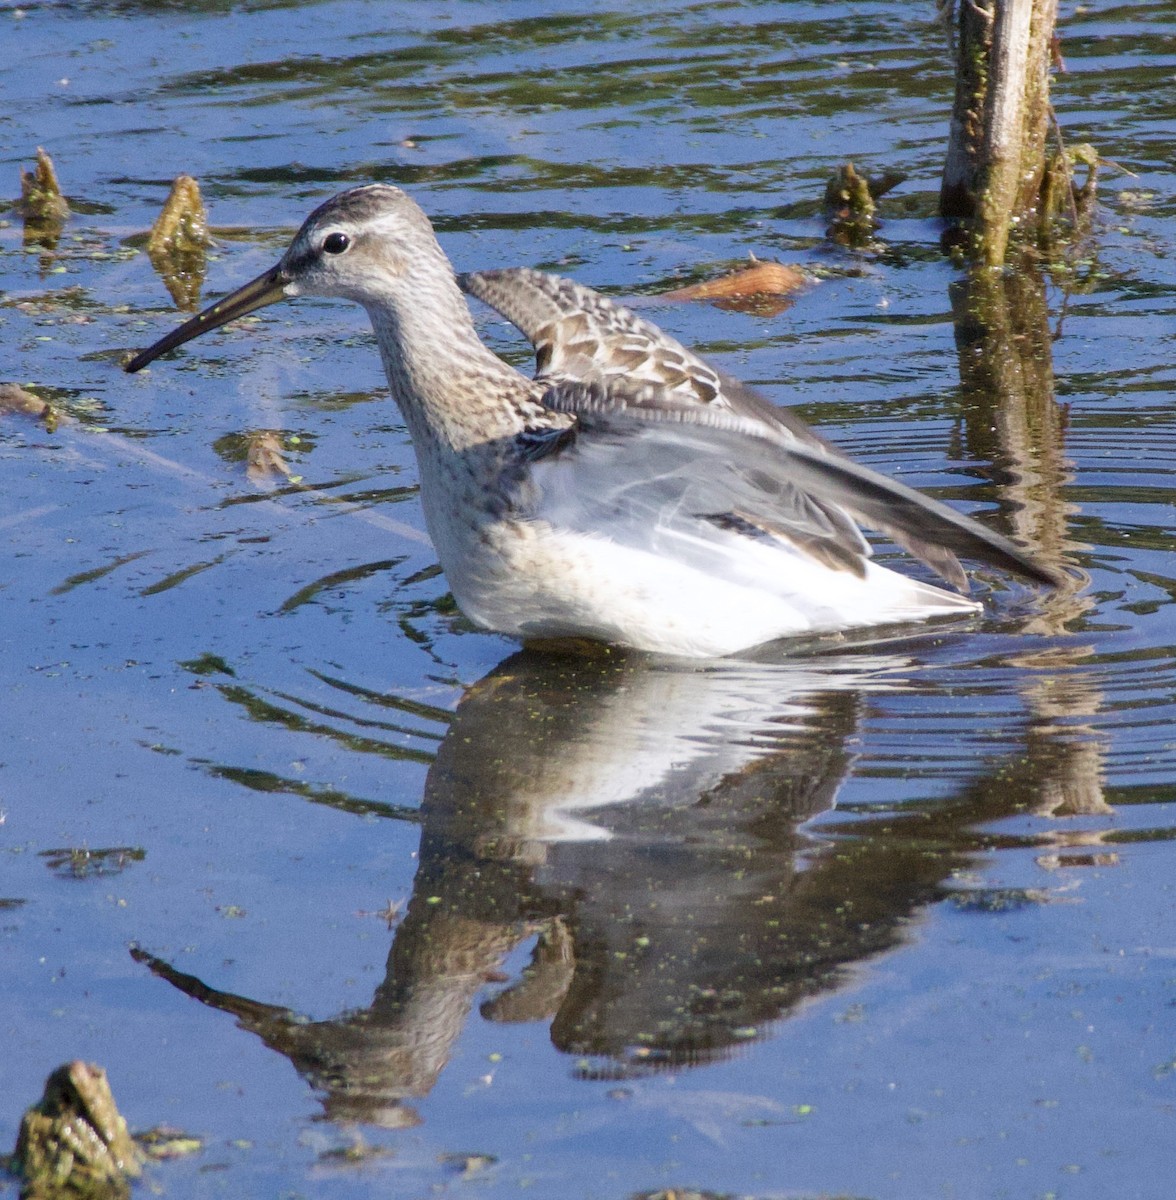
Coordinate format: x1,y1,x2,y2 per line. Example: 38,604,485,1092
660,258,810,315
147,175,211,310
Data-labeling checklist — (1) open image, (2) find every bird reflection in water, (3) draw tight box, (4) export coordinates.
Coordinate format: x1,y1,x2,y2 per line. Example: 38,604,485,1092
133,644,1104,1128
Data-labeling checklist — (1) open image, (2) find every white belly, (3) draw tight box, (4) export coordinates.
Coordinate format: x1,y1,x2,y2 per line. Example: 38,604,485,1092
441,518,979,659
412,441,979,659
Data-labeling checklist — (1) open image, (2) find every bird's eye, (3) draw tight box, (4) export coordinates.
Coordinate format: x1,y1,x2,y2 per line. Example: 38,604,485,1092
322,232,351,255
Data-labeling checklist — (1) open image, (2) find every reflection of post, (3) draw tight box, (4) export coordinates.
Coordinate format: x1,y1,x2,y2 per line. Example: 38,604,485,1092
1023,666,1111,820
950,255,1106,816
950,255,1084,631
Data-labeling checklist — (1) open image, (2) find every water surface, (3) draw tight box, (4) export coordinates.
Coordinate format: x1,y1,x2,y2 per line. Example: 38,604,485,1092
3,2,1176,1197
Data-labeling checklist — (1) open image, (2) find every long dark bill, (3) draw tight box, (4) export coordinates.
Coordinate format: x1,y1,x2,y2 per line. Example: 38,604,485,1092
124,262,288,373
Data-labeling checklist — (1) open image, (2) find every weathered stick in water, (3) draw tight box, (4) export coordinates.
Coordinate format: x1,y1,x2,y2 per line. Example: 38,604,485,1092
940,0,1060,265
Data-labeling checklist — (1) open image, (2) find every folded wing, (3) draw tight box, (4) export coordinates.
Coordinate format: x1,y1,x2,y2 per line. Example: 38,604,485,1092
460,268,1057,590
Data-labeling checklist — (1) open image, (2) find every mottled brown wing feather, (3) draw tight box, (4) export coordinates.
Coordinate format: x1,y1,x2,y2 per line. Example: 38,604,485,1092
461,268,1057,591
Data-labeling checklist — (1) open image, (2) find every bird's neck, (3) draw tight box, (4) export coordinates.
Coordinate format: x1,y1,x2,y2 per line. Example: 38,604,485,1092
365,279,537,452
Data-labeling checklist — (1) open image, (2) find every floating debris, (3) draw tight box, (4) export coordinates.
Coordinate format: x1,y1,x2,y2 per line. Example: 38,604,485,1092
947,886,1075,913
147,174,210,258
134,1127,203,1162
245,429,294,485
439,1151,497,1179
309,1135,394,1176
356,898,405,929
146,175,211,311
824,161,885,214
15,148,69,254
38,846,145,881
1040,141,1101,267
824,161,905,249
211,429,302,484
1036,851,1119,871
0,384,113,435
177,653,236,678
661,256,810,316
633,1190,734,1200
0,383,51,420
17,148,70,225
10,1061,142,1199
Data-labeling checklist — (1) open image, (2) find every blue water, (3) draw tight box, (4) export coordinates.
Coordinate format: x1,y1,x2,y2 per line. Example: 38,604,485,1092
3,2,1176,1197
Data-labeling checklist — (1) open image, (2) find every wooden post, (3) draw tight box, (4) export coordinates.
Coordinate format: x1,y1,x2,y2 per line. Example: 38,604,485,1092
940,0,1060,265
